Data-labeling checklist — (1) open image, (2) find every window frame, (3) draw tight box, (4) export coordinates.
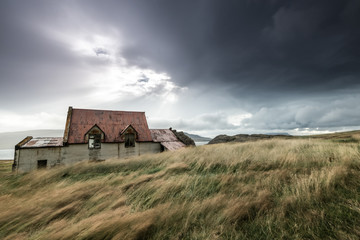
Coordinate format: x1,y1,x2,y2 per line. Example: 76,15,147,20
88,134,101,149
124,133,135,148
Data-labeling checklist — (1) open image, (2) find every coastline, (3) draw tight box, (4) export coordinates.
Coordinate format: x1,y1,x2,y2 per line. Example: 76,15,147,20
0,149,14,160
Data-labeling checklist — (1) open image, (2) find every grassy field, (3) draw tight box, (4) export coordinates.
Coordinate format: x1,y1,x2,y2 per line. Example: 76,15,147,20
300,130,360,142
0,161,12,174
0,138,360,239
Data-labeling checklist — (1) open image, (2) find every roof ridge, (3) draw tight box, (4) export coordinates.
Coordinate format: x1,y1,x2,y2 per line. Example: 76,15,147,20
72,108,145,113
150,129,172,130
32,137,63,139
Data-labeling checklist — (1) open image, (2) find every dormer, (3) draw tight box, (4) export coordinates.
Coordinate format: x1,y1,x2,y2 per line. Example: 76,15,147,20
120,125,138,148
84,124,105,149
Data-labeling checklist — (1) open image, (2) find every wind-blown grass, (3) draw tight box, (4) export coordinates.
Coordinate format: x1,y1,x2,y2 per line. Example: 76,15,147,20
0,139,359,239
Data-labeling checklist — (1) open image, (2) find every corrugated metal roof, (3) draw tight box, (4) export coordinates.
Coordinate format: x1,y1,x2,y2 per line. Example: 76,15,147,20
160,141,186,151
150,129,186,151
67,108,153,144
21,137,63,148
150,129,179,142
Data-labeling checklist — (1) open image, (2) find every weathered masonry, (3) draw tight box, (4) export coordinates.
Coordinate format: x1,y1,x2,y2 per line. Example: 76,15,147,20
13,107,189,172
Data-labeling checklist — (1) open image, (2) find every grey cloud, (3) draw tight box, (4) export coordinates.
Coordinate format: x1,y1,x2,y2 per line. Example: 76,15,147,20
244,95,360,130
0,1,118,111
150,112,236,132
94,48,109,56
265,3,335,42
113,1,358,117
1,0,360,134
4,0,358,98
137,74,149,83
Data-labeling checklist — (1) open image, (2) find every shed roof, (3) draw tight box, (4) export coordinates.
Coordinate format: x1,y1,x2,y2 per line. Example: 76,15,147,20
150,129,179,142
160,141,186,151
65,108,153,144
20,137,63,148
150,129,186,151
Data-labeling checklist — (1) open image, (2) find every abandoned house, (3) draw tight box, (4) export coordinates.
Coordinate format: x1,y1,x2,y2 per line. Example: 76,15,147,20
13,107,190,172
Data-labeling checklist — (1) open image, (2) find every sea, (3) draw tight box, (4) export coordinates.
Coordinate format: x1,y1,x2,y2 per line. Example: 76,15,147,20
195,141,208,146
0,149,14,160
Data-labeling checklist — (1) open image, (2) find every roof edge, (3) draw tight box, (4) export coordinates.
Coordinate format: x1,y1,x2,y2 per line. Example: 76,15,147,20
72,108,146,114
150,128,172,130
120,124,139,136
63,106,73,144
84,124,105,136
15,136,33,150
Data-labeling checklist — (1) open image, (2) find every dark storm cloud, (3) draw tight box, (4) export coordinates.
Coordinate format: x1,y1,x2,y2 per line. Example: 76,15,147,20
72,0,360,98
1,0,359,132
2,0,359,97
0,1,95,111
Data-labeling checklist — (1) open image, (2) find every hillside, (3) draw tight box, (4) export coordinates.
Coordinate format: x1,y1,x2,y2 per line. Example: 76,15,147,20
184,132,212,142
303,130,360,142
209,130,360,145
208,134,292,144
1,139,360,239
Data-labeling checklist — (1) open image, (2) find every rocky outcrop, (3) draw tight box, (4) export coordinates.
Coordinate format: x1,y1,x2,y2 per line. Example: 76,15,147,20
208,134,292,144
171,129,196,146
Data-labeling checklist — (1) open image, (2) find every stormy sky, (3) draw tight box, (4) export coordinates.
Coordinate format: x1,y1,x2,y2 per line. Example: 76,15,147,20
1,0,360,137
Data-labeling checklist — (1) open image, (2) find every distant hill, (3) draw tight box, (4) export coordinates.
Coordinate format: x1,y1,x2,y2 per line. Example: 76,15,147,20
208,130,360,145
302,130,360,141
0,130,63,149
208,134,292,144
265,132,291,136
184,132,212,142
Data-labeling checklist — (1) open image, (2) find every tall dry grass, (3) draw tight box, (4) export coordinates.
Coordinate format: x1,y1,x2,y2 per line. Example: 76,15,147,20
0,139,359,239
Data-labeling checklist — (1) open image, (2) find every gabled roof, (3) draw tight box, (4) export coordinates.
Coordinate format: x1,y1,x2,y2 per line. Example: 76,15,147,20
64,107,153,144
84,124,105,136
150,129,186,151
120,124,138,136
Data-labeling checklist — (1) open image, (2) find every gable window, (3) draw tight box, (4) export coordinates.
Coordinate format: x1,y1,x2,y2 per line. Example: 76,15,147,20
125,133,135,148
89,134,101,149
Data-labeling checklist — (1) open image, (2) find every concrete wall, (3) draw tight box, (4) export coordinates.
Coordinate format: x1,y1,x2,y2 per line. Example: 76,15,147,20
16,147,62,172
16,142,162,172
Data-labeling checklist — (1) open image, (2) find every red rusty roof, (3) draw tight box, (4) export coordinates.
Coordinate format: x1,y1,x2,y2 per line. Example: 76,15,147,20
150,129,179,142
160,141,186,151
21,137,63,148
150,129,186,151
66,108,153,144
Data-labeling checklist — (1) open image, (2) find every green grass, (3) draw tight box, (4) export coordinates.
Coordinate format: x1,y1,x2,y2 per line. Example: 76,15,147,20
304,130,360,143
0,139,360,239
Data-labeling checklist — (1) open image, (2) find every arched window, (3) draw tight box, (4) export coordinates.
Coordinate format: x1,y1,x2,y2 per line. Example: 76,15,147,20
125,133,135,148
